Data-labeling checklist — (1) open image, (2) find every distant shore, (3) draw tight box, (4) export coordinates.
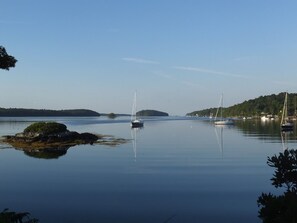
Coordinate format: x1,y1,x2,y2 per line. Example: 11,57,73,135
0,108,100,117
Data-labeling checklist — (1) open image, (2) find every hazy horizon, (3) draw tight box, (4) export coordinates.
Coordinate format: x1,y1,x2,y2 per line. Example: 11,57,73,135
0,90,294,116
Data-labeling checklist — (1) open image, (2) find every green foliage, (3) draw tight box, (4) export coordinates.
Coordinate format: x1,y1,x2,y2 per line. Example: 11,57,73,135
188,92,297,117
137,110,169,116
107,113,116,119
24,122,67,135
226,93,288,117
187,107,217,117
0,46,17,70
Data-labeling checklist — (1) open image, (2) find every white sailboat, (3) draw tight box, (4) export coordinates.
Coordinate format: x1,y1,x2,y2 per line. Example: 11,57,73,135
131,92,144,128
214,94,234,125
280,92,293,131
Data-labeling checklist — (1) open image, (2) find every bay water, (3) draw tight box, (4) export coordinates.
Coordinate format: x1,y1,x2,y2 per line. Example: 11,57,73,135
0,116,295,223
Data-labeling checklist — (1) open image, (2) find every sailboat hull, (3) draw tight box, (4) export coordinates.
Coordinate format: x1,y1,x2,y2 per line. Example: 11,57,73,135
131,92,144,128
131,120,144,128
214,94,235,126
281,123,293,131
214,119,234,125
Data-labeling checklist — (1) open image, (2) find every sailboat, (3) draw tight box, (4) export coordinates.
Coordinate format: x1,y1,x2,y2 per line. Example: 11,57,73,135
280,92,293,131
214,94,234,125
130,92,144,128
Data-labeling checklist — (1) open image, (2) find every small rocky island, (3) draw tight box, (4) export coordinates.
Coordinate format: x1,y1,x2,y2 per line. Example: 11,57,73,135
1,122,127,159
137,109,169,116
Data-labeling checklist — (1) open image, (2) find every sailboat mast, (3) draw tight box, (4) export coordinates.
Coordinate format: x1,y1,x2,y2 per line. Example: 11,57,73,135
131,92,137,121
135,92,137,119
281,92,288,125
221,93,223,120
214,94,223,121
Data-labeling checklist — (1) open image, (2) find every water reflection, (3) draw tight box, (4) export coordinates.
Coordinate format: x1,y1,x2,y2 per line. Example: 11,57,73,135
214,126,224,157
22,147,69,159
235,120,297,143
280,131,294,151
0,117,291,223
131,127,143,161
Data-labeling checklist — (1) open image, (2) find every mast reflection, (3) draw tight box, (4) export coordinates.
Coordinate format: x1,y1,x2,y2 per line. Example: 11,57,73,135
131,127,142,161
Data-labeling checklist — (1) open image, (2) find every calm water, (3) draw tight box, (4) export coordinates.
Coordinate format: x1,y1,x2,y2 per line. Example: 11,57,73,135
0,116,296,223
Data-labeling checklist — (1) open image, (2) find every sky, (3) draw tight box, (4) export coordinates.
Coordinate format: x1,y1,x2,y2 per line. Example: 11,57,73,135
1,0,297,115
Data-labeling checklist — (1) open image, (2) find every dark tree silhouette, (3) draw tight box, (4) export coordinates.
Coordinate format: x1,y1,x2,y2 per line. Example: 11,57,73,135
0,46,17,70
258,149,297,223
0,208,39,223
267,149,297,192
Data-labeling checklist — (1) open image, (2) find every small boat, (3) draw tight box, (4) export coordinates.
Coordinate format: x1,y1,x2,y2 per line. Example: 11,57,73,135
131,119,144,128
214,119,235,125
280,92,293,131
214,94,234,125
131,92,143,128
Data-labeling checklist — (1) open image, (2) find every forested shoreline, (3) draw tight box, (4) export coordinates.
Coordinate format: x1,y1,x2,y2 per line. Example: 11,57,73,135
0,108,100,117
187,92,297,118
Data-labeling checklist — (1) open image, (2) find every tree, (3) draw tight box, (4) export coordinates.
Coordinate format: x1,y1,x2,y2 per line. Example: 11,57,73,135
267,149,297,192
0,46,17,70
258,149,297,223
0,208,39,223
107,113,117,119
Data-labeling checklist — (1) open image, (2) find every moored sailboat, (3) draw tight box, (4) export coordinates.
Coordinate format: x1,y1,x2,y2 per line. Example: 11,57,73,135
131,92,144,128
214,94,234,125
281,92,293,131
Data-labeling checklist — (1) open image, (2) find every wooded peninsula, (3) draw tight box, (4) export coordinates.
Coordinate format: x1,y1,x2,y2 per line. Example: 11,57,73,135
187,92,297,118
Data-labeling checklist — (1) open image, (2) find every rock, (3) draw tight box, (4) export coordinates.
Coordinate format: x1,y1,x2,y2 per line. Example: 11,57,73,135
0,122,128,159
1,122,99,150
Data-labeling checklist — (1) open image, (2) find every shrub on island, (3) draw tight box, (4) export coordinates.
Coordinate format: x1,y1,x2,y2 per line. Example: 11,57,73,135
24,122,67,135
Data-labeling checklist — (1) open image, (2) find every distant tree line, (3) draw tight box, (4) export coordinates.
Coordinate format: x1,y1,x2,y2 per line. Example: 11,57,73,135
0,108,100,117
187,92,297,117
137,110,169,116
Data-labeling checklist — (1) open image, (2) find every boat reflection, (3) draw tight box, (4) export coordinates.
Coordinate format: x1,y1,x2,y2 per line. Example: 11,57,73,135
214,124,236,157
235,119,297,143
280,130,295,151
131,127,142,161
214,126,224,157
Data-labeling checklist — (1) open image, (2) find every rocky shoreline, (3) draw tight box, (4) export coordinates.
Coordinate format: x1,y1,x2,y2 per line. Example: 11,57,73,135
3,131,100,149
0,122,128,158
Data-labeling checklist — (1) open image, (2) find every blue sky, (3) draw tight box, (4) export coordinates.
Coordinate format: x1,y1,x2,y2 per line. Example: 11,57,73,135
1,0,297,115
